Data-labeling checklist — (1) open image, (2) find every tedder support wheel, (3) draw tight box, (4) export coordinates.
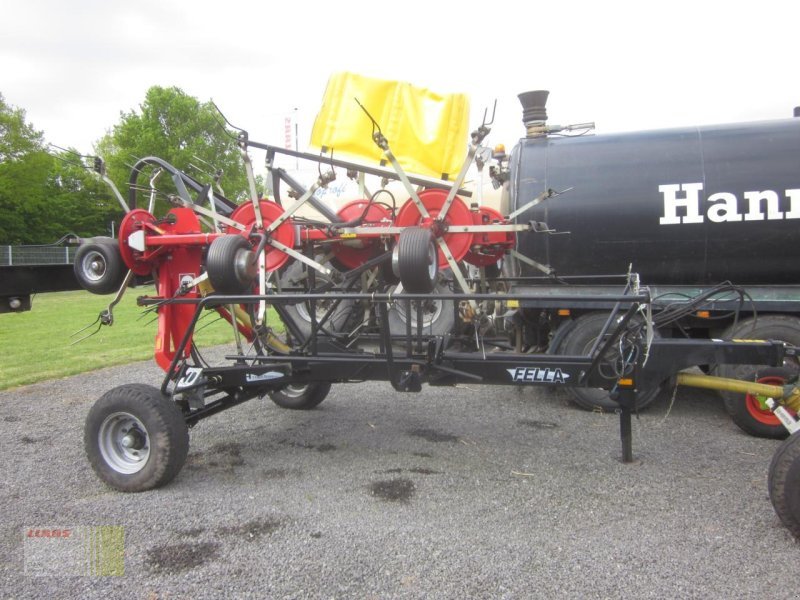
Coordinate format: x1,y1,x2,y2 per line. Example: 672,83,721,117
74,238,126,295
768,431,800,539
718,315,800,439
84,384,189,492
268,382,332,410
558,312,663,412
394,227,438,294
206,234,257,294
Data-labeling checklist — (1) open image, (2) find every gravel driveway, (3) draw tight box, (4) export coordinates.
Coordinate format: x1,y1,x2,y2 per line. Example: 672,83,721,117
1,358,797,598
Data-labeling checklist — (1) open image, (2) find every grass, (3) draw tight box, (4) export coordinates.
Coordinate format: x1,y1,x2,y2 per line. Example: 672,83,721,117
0,287,281,390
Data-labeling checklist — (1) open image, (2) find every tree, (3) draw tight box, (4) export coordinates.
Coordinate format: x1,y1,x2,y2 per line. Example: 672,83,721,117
0,94,125,244
94,86,249,212
0,93,44,162
45,150,122,240
0,93,53,244
0,87,251,245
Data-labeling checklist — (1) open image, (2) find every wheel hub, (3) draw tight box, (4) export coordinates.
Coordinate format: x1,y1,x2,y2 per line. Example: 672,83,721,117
89,258,105,275
98,412,151,474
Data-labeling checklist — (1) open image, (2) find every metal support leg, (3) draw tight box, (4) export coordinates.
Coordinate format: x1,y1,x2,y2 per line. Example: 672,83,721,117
619,405,634,463
613,387,636,463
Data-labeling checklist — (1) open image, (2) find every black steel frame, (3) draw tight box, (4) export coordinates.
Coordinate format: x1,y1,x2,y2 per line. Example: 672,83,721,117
138,287,787,463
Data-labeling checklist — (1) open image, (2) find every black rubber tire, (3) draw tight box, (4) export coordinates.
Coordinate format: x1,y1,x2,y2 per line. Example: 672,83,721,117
720,366,795,439
206,235,257,294
768,431,800,539
387,277,456,337
718,316,800,439
74,239,126,295
558,312,663,412
396,227,438,294
278,261,356,340
268,382,332,410
84,384,189,492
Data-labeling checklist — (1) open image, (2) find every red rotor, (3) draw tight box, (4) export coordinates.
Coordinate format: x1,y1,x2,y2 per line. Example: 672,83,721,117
331,199,392,270
118,208,159,275
228,200,295,272
463,206,516,267
394,189,474,268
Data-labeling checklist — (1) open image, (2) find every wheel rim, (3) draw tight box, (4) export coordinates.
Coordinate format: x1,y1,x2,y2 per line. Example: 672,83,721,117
293,276,336,323
746,375,795,426
79,250,107,282
296,299,339,324
425,240,437,283
393,287,444,328
284,268,344,329
233,247,257,285
281,384,309,398
97,412,151,474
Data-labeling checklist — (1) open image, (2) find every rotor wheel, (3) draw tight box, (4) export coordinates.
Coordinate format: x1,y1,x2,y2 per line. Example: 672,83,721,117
228,200,295,272
331,200,392,270
394,189,473,269
118,209,159,275
463,206,515,267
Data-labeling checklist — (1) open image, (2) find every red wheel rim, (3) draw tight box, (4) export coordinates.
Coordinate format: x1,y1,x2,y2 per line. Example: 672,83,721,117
331,200,392,270
394,189,474,268
463,206,515,267
228,200,295,272
745,375,796,426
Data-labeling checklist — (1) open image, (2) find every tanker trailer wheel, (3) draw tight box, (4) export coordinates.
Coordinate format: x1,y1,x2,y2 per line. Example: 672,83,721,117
768,431,800,539
558,312,663,412
268,382,332,410
393,227,438,294
84,384,189,492
205,235,258,294
718,316,800,439
74,238,126,295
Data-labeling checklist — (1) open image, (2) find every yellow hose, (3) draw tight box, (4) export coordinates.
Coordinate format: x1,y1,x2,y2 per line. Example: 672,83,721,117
677,372,800,412
198,280,291,353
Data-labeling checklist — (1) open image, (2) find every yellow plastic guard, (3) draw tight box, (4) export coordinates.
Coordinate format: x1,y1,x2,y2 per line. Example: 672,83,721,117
310,72,470,180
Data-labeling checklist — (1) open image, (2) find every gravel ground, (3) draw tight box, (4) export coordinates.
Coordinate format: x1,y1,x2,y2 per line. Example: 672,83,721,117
1,355,798,599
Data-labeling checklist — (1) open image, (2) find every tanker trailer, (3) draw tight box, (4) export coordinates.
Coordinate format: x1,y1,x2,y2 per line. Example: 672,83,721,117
504,91,800,438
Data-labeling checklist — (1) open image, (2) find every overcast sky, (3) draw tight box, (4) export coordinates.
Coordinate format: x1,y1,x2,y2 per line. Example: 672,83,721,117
2,0,799,158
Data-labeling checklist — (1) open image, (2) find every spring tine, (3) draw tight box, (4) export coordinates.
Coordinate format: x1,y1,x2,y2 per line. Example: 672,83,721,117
69,319,102,346
71,314,101,338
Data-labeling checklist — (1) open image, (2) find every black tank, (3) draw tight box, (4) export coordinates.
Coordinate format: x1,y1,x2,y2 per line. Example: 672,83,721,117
510,118,800,285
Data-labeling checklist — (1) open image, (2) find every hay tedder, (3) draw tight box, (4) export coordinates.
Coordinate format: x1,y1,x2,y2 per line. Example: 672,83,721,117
72,74,800,539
